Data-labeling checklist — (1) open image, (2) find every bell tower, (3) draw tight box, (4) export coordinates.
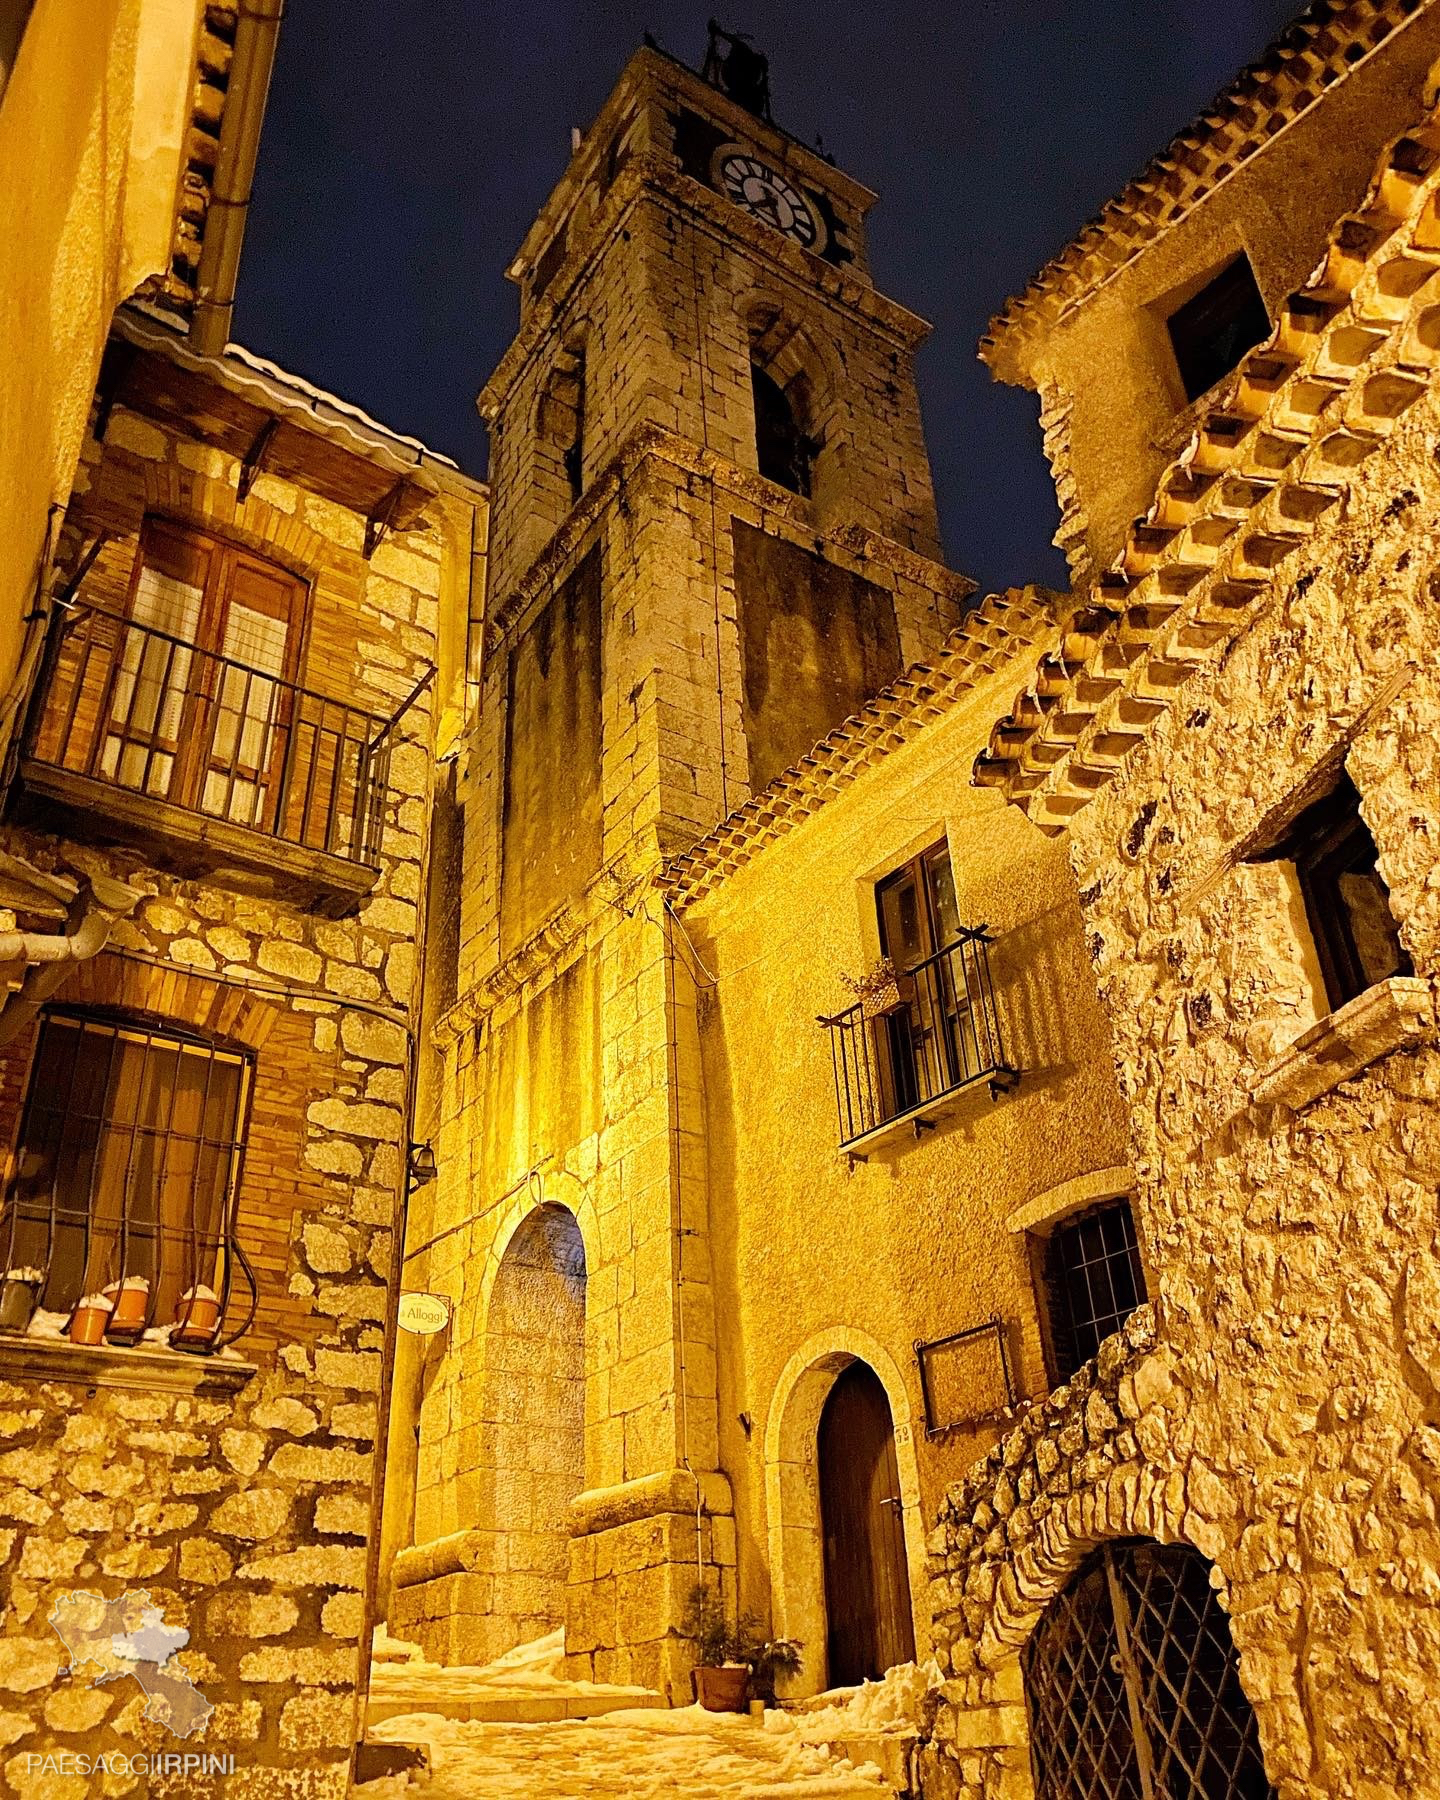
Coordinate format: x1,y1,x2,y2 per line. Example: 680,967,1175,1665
399,30,971,1694
480,24,970,817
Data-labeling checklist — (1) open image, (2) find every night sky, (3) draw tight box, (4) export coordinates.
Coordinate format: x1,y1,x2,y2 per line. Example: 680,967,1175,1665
235,1,1300,593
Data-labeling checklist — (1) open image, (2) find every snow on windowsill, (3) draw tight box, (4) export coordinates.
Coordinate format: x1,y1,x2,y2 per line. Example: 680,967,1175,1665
0,1313,255,1392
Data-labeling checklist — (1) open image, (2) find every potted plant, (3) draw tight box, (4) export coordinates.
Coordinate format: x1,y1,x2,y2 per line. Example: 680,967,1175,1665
69,1290,113,1347
683,1584,750,1713
103,1276,150,1346
169,1284,222,1353
748,1633,803,1707
840,956,914,1021
0,1266,43,1334
682,1585,804,1712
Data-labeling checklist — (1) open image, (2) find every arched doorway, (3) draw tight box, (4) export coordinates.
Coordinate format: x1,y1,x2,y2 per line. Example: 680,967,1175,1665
484,1203,586,1647
817,1360,916,1686
1024,1540,1275,1800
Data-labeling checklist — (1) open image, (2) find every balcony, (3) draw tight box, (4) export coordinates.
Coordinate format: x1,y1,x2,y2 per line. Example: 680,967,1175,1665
820,928,1018,1155
16,600,426,914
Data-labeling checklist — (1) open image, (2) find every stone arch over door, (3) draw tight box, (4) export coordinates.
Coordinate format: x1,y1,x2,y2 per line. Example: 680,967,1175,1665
764,1327,928,1696
477,1200,587,1659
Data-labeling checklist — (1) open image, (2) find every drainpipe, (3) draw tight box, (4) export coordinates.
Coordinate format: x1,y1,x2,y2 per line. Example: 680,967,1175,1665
189,0,285,358
0,870,144,1045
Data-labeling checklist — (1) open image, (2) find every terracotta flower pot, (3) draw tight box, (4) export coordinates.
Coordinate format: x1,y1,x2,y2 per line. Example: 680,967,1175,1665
693,1665,750,1713
69,1294,114,1347
169,1286,221,1353
0,1269,42,1334
103,1278,150,1346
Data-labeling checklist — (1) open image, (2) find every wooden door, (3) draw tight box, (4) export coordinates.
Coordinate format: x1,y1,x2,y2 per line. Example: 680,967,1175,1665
109,520,305,825
196,550,303,829
818,1360,916,1687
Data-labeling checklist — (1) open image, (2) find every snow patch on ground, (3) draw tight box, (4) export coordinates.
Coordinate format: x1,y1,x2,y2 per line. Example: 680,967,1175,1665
780,1658,943,1743
358,1635,941,1796
362,1707,892,1797
368,1625,651,1709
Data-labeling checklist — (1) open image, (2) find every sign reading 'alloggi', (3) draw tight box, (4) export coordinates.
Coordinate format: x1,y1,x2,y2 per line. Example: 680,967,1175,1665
396,1292,451,1335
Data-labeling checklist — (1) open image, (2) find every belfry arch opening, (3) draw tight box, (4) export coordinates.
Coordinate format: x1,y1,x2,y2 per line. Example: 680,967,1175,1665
751,362,813,496
481,1202,587,1655
537,336,586,507
745,304,824,499
1024,1539,1275,1800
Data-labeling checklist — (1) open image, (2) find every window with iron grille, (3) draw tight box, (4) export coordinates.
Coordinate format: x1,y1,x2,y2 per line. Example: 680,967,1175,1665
1024,1540,1275,1800
0,1008,257,1352
1260,770,1411,1013
1165,253,1270,403
1041,1197,1147,1383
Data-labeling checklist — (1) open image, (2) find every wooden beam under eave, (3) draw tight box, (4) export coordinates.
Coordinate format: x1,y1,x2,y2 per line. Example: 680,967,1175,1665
363,476,437,559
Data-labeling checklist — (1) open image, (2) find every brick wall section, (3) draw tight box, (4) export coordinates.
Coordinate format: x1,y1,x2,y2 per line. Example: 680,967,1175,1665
0,384,460,1799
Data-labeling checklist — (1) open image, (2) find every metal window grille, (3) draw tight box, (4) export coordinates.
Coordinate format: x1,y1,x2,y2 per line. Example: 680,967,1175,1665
820,926,1018,1151
1025,1541,1276,1800
915,1317,1016,1436
1044,1198,1147,1383
23,599,430,868
0,1008,258,1353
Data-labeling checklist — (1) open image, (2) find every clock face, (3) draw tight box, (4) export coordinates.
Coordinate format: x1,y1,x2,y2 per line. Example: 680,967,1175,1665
715,150,825,252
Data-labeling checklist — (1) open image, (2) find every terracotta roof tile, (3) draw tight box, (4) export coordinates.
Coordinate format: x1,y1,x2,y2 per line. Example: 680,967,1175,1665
980,0,1429,381
972,106,1440,831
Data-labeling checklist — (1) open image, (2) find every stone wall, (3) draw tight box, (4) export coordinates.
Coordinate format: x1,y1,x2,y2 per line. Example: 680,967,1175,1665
0,373,464,1795
984,3,1440,587
925,246,1440,1800
668,639,1133,1697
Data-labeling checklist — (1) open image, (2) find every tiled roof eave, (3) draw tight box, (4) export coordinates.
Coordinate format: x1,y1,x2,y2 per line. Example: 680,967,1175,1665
981,0,1430,381
658,586,1061,908
972,106,1440,833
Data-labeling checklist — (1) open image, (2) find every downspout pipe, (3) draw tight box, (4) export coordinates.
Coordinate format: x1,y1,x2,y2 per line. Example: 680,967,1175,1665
0,872,144,1046
189,0,285,358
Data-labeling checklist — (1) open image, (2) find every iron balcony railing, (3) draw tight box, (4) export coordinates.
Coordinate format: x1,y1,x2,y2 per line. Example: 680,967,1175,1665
821,927,1018,1150
22,600,428,869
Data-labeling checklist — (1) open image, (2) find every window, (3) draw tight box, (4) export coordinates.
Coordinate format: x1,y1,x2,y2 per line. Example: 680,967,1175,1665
1041,1197,1147,1383
822,840,1016,1147
1166,254,1270,403
564,349,586,502
538,342,586,505
752,364,813,496
1025,1541,1275,1800
875,842,973,1116
0,1009,254,1346
1265,770,1410,1012
106,520,305,828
